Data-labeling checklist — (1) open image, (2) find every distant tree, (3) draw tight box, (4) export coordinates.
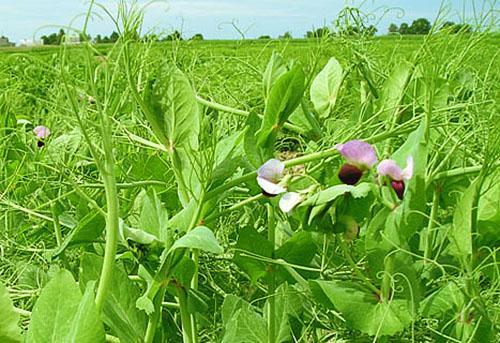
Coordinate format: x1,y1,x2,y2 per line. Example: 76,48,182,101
258,35,271,40
191,33,204,41
279,31,292,39
57,29,65,44
164,30,183,41
441,22,472,34
399,22,410,35
109,31,120,42
410,18,431,34
79,33,91,42
366,25,377,36
95,34,103,43
306,27,331,38
388,23,399,34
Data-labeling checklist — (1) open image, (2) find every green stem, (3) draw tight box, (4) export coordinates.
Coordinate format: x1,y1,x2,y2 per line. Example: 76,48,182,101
95,98,120,314
267,204,276,343
144,286,168,343
338,237,380,295
381,254,394,302
423,185,440,263
196,95,307,135
177,286,194,343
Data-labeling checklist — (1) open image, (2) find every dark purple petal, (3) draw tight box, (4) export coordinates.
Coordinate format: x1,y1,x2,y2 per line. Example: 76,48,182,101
338,163,363,185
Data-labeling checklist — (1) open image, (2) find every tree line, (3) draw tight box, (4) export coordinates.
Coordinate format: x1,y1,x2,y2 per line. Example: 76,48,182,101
3,18,474,47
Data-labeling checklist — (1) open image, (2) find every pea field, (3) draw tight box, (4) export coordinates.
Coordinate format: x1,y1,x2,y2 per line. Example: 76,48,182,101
0,4,499,343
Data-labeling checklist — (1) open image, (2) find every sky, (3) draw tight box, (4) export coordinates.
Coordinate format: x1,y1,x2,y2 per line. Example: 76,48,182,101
0,0,496,43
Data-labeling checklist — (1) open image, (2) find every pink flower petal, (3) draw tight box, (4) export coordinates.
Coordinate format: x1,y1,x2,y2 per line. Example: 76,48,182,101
336,140,377,169
402,156,414,180
377,159,403,180
33,126,51,139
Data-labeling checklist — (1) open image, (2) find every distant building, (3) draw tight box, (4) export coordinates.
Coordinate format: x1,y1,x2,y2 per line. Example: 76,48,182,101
0,36,15,47
64,34,81,45
18,39,44,47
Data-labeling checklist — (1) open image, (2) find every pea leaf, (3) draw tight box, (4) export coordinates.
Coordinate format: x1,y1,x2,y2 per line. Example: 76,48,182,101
262,52,288,99
310,280,412,336
79,253,147,342
169,226,223,254
26,270,105,343
378,61,412,120
0,282,22,343
256,65,305,147
310,57,344,118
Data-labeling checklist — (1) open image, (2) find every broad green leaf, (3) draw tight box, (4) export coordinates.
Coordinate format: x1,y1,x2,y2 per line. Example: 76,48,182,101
66,281,106,343
262,52,288,99
420,282,463,318
301,182,373,207
222,304,268,343
244,111,266,168
52,210,105,258
0,282,22,343
478,174,500,244
449,178,479,258
378,61,412,120
222,295,249,325
79,254,147,343
26,269,105,343
146,67,200,151
169,226,223,254
256,65,305,147
139,188,169,242
233,227,273,283
119,219,160,245
310,280,412,336
310,57,344,118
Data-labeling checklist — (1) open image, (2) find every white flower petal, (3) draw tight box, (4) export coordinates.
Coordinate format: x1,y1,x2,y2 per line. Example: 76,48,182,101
402,156,414,180
257,158,285,182
257,177,286,195
279,192,302,213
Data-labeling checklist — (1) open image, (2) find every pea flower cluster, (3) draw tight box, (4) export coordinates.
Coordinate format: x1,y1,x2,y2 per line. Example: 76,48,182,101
336,139,414,200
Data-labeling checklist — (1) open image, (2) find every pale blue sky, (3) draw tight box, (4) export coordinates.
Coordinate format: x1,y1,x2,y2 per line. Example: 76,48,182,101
0,1,495,42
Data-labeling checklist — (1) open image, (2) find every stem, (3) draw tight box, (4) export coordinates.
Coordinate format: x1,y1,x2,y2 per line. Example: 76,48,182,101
177,286,194,343
423,185,440,263
338,237,380,295
381,254,394,302
144,286,168,343
267,204,276,343
95,97,120,314
196,95,307,135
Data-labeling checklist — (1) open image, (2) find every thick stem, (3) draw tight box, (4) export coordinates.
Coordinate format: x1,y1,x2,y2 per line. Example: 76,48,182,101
177,286,194,343
381,254,394,302
267,204,276,343
144,286,168,343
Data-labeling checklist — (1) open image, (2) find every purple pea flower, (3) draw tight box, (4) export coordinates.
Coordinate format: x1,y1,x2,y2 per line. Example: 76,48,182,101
335,140,378,185
257,159,286,196
33,126,51,148
377,157,413,200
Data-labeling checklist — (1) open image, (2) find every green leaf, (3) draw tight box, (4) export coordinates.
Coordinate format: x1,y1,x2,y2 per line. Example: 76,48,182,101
147,67,200,151
79,253,147,343
26,270,105,343
233,227,273,283
301,182,373,207
378,61,412,120
449,178,479,258
52,210,105,258
244,111,266,168
222,304,268,343
0,282,22,343
256,65,305,147
139,188,169,243
310,57,344,118
262,52,288,99
66,281,106,343
310,280,412,336
119,219,160,245
169,226,223,254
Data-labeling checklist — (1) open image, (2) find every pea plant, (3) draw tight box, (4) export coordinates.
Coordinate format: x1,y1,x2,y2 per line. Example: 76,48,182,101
0,2,498,343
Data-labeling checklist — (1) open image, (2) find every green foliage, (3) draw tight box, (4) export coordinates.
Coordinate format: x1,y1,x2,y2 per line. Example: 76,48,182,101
0,282,22,343
26,270,105,343
310,57,344,118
